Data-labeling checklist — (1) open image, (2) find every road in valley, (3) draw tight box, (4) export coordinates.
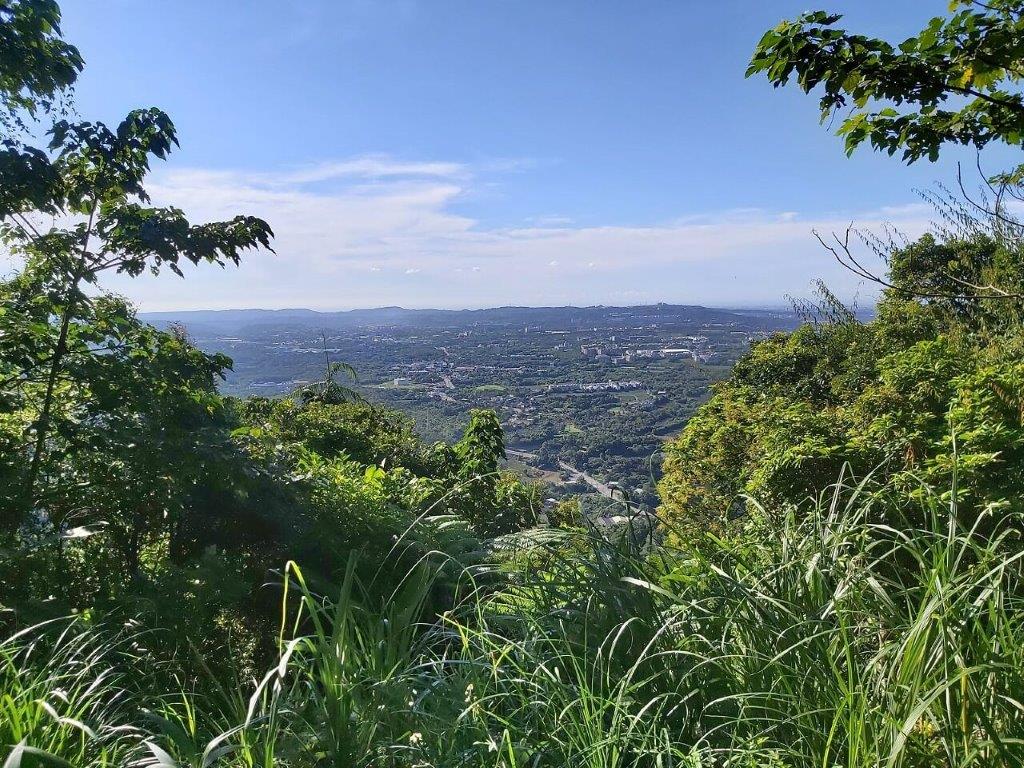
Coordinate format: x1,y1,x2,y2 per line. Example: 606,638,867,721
506,448,616,499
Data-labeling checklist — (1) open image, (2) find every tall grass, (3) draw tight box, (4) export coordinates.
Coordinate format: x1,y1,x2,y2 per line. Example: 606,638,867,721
663,480,1024,767
3,475,1023,766
0,620,142,766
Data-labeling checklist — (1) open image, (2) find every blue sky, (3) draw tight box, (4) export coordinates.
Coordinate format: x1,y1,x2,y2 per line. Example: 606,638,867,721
56,0,1008,311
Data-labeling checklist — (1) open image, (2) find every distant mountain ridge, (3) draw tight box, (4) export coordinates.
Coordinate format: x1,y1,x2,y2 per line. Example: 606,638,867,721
141,303,799,336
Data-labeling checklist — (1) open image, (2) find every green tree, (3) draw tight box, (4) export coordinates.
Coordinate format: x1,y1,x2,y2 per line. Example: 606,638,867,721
494,471,542,533
239,395,430,473
547,496,583,529
0,0,82,132
660,2,1024,542
1,0,82,236
658,232,1024,540
297,332,362,406
0,287,279,606
454,409,510,536
0,109,272,533
455,408,506,477
748,2,1024,168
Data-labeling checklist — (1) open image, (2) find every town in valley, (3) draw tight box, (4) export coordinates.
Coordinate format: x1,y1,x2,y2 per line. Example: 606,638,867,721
146,304,799,512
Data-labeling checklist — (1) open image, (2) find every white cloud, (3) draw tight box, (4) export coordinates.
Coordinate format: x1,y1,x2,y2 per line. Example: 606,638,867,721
275,156,467,185
530,214,575,226
98,156,935,311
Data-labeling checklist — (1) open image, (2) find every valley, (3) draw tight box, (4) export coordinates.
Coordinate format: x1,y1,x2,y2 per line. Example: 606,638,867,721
145,303,800,506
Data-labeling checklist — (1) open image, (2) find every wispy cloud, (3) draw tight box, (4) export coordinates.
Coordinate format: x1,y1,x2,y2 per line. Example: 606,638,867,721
275,156,468,184
101,156,934,311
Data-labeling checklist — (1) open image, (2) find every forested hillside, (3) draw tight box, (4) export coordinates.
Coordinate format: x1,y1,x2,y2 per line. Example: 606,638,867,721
2,1,1024,767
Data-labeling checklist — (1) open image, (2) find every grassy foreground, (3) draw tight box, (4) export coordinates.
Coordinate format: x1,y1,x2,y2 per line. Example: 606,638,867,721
3,477,1023,767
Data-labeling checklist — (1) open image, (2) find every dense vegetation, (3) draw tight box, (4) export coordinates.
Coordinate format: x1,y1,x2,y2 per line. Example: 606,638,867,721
5,480,1023,767
2,1,1024,766
661,0,1024,543
658,233,1024,541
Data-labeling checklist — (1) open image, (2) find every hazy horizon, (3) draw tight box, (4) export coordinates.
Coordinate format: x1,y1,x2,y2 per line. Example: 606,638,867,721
139,300,802,317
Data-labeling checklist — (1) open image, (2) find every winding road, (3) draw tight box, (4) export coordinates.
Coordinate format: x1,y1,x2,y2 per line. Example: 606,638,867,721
506,448,616,499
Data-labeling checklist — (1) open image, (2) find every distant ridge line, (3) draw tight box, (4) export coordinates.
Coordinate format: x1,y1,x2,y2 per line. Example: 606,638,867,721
139,303,803,337
141,302,795,319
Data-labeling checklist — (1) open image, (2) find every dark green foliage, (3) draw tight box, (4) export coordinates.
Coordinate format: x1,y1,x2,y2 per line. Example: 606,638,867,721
451,408,540,536
748,2,1024,167
0,0,82,131
547,495,583,528
236,398,539,549
241,395,429,471
659,231,1024,541
0,105,272,544
456,408,506,472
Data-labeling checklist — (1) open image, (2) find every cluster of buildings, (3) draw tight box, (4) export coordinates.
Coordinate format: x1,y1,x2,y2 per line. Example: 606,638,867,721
580,337,713,364
544,380,644,393
579,345,623,363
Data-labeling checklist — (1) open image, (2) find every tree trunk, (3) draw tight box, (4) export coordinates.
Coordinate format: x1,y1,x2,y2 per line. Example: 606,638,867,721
22,300,75,515
19,207,95,528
